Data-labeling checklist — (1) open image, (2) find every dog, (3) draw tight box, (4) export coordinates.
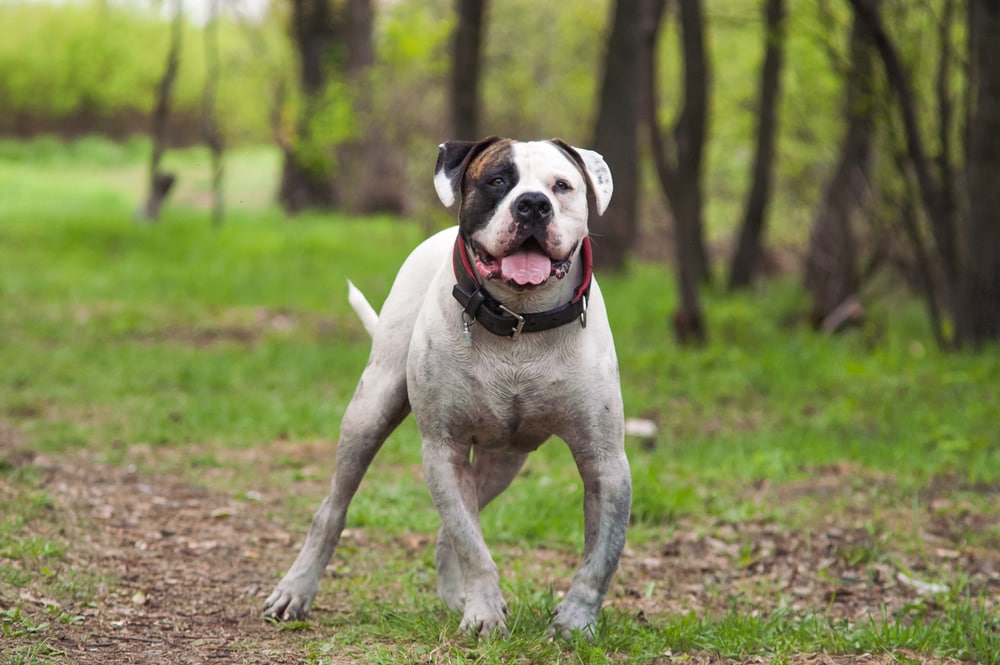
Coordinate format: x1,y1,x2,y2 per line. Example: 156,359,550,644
264,137,631,638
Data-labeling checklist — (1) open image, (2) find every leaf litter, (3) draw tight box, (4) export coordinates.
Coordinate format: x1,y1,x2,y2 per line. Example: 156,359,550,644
0,441,997,664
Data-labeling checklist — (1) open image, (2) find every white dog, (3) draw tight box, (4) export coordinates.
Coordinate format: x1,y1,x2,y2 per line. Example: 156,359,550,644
264,137,631,638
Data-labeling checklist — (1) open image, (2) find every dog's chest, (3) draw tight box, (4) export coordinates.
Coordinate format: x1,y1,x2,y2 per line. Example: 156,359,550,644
463,363,567,450
415,344,577,451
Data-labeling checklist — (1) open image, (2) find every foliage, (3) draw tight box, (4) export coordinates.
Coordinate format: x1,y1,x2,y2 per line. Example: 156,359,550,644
0,0,859,232
0,0,292,142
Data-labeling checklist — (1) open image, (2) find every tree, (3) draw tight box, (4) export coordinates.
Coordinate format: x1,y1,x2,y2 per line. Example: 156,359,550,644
141,0,183,222
643,0,710,343
201,0,224,226
589,0,642,273
278,0,340,212
450,0,488,140
727,0,786,290
957,0,1000,345
803,4,875,329
279,0,405,214
338,0,407,214
847,0,1000,347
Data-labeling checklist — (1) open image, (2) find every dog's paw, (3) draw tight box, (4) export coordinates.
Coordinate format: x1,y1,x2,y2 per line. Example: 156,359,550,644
459,595,508,638
546,600,597,641
263,581,316,622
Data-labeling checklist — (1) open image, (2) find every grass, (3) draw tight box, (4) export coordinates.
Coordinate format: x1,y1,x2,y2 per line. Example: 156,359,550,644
0,137,998,663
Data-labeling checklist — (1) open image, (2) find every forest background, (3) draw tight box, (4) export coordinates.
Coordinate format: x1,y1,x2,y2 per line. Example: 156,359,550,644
3,0,999,348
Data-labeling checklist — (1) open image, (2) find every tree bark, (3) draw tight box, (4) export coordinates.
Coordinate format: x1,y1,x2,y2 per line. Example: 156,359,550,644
590,0,642,272
803,7,875,328
202,0,224,226
142,0,183,222
643,0,709,344
675,0,711,286
727,0,785,290
451,0,488,141
846,0,958,291
279,0,404,214
339,0,407,214
279,0,340,213
957,0,1000,346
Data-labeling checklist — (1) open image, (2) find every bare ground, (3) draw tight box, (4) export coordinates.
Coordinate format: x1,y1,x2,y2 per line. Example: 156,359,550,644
1,439,997,664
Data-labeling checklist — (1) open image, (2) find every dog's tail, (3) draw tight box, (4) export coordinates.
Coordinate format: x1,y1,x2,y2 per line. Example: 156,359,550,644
347,280,379,338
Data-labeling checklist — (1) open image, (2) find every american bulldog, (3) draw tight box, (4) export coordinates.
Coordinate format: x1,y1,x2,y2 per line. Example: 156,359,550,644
264,137,631,638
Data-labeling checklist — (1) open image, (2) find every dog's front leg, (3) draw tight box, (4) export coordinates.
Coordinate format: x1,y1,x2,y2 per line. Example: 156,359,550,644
549,447,631,639
264,364,409,622
422,440,509,637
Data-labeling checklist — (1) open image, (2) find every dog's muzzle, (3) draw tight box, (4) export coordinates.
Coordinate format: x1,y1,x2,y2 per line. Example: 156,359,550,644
452,234,591,339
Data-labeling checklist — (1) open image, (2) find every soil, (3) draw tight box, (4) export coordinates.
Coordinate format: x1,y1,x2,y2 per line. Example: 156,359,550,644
1,441,997,664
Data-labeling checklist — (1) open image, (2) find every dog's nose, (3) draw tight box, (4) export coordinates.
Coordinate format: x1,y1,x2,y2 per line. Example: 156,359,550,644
513,192,553,225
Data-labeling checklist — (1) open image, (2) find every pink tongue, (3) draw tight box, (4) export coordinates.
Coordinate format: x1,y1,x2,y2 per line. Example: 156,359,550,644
500,248,551,285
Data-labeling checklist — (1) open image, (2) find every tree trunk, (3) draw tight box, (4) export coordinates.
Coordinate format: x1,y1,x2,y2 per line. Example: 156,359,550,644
202,0,224,226
643,0,709,344
957,0,1000,346
675,0,711,287
590,0,642,273
142,0,183,222
803,8,875,328
279,0,404,214
727,0,785,290
846,0,958,296
339,0,408,214
451,0,488,141
279,0,339,212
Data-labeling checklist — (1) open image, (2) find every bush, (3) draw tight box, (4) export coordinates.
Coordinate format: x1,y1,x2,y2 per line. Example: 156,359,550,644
0,0,291,143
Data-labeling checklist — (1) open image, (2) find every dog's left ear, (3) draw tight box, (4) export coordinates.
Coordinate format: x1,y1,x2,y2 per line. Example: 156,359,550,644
434,136,502,208
548,139,614,216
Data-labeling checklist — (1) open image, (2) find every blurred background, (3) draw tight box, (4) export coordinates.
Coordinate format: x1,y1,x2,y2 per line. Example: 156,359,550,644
1,0,998,348
1,6,998,659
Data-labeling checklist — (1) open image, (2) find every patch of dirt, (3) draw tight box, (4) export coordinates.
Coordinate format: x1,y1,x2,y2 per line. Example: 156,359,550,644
2,449,309,664
1,444,997,664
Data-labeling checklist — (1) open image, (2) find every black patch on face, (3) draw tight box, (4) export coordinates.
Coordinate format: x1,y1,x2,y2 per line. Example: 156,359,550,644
458,142,519,237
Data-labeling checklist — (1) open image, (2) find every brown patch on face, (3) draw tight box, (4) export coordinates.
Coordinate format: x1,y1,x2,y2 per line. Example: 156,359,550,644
458,139,518,236
461,138,515,190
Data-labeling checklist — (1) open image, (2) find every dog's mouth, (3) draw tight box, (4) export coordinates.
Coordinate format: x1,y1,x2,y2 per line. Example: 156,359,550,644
473,237,572,288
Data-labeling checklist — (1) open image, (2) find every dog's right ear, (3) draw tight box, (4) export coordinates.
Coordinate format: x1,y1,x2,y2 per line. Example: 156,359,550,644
434,136,502,208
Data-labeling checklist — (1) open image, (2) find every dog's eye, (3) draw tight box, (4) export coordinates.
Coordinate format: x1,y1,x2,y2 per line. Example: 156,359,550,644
553,179,572,193
489,177,505,187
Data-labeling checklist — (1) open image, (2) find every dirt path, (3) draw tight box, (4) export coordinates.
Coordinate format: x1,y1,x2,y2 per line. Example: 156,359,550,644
2,447,997,664
4,450,309,664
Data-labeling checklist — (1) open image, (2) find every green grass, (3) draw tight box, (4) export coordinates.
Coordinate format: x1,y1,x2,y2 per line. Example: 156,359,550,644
1,137,998,663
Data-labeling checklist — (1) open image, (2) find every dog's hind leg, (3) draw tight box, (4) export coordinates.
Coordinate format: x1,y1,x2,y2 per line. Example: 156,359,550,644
264,360,410,621
433,449,528,622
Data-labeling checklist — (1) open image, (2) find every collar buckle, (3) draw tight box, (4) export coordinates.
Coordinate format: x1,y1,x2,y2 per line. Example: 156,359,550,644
498,304,526,338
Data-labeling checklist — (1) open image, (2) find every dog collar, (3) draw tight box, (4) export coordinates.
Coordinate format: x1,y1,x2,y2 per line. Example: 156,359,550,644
451,234,592,339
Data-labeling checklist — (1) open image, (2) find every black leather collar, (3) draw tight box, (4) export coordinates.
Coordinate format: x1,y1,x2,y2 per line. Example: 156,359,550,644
451,234,592,338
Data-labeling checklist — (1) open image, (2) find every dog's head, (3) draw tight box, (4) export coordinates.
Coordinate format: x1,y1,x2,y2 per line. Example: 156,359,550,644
434,137,613,290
